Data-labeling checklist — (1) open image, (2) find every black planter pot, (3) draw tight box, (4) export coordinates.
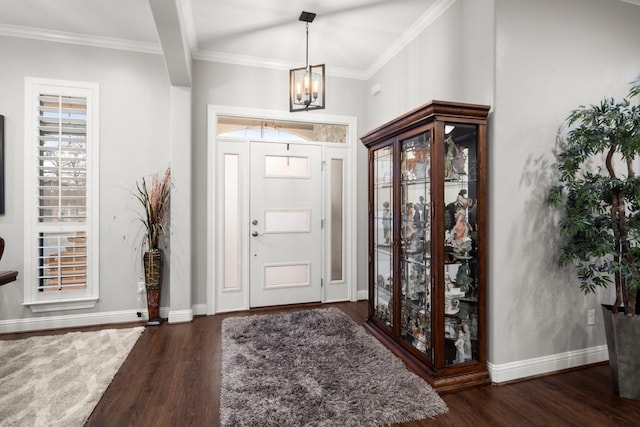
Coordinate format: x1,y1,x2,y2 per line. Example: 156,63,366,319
601,304,640,399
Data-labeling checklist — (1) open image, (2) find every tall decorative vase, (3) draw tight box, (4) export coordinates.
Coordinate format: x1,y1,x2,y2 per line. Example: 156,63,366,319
143,249,163,323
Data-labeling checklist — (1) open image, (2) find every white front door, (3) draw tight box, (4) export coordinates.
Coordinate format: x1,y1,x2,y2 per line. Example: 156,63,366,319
249,141,323,307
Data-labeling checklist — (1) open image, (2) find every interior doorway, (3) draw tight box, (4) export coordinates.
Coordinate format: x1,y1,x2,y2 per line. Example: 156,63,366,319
207,106,358,314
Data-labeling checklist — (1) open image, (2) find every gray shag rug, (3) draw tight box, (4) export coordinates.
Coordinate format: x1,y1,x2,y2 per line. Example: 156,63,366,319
220,307,448,426
0,327,144,426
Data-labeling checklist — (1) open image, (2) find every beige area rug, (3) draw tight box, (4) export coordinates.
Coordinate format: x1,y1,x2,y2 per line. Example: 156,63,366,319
0,327,144,427
221,307,448,426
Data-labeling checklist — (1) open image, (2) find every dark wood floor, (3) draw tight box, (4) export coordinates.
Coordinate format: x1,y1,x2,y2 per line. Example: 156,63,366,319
3,301,640,426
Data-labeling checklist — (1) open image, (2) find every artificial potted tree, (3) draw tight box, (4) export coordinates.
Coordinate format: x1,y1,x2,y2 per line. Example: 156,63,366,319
547,77,640,399
135,167,171,325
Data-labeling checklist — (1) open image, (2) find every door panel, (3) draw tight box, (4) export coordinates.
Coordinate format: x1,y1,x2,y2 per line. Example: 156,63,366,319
249,141,322,307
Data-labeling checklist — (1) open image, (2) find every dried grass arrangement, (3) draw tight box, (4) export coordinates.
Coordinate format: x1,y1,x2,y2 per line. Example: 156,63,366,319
135,167,171,251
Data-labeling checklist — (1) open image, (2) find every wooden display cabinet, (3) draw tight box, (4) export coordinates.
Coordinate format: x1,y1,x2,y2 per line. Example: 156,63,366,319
361,100,490,392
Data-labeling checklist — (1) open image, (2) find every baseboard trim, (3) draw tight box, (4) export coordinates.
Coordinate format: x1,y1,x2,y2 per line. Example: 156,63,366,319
192,304,207,316
357,289,368,300
168,309,193,324
0,309,147,334
488,345,609,383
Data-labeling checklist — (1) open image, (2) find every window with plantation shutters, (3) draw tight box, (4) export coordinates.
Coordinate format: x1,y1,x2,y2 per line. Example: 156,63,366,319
24,78,100,312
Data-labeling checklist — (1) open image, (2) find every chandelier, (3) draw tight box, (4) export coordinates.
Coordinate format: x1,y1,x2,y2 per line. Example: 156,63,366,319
289,11,325,112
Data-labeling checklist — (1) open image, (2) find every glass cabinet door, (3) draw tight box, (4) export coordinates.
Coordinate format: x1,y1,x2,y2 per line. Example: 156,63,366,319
399,132,432,360
373,146,393,327
442,122,479,366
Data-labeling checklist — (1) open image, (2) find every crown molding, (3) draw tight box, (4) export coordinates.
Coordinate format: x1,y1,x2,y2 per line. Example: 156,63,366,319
365,0,457,79
193,49,293,71
0,23,161,55
620,0,640,6
193,49,368,80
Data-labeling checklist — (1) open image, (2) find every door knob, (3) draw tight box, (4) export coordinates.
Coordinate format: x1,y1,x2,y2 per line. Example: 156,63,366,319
252,231,259,237
252,219,258,225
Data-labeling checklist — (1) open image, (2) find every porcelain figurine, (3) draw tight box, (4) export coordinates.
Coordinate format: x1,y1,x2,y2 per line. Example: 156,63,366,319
382,201,391,244
450,209,473,256
463,323,472,361
455,329,466,363
455,262,473,293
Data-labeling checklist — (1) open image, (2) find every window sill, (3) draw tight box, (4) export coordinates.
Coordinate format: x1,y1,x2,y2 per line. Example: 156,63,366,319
23,297,98,313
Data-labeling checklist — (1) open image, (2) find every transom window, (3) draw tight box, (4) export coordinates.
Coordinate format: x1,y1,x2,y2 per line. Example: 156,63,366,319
217,116,347,143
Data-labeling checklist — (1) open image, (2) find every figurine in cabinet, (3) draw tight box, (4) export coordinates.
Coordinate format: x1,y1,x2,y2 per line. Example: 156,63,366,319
449,209,473,256
445,136,467,180
413,196,428,226
377,303,394,326
445,293,462,315
445,272,465,315
455,329,466,363
455,262,473,293
376,303,387,321
405,145,429,180
413,310,428,352
445,318,456,338
413,145,428,179
444,272,454,291
412,196,427,252
445,190,469,231
455,189,473,211
401,306,408,335
382,201,391,244
463,323,472,361
404,202,415,250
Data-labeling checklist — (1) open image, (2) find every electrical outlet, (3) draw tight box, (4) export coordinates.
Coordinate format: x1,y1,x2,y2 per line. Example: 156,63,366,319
587,309,595,326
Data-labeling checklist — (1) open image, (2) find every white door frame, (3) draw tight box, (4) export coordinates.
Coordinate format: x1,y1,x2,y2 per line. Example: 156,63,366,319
206,105,358,314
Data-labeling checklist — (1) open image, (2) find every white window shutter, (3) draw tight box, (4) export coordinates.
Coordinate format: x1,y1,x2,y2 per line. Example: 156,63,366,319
24,78,99,311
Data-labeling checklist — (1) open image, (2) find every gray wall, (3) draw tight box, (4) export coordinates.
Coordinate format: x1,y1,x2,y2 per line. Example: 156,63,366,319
0,35,171,320
490,0,640,365
364,0,495,130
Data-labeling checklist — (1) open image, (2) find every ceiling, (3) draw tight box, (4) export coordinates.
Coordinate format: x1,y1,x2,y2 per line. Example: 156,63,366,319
0,0,446,79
